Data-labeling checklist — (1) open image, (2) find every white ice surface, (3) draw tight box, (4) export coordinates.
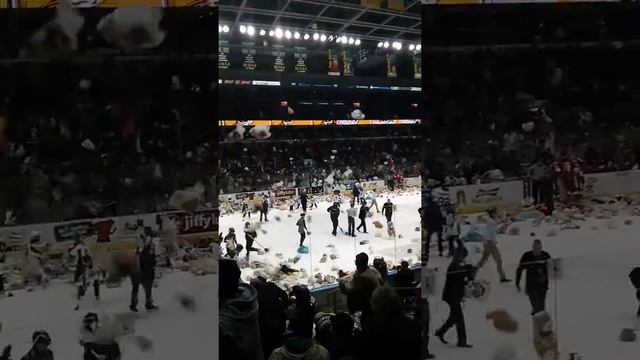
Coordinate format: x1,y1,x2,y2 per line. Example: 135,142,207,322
219,190,422,287
0,272,217,360
427,214,640,360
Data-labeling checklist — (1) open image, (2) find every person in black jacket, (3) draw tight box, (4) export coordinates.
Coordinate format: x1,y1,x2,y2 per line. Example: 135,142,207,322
356,203,369,233
21,330,54,360
419,196,443,263
629,267,640,317
260,197,269,222
516,239,551,315
327,203,340,236
352,183,360,205
299,190,308,212
250,276,290,357
435,247,474,348
130,228,157,312
244,222,260,259
382,199,394,224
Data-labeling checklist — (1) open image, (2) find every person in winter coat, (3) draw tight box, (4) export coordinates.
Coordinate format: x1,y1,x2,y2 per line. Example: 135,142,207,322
219,259,264,360
435,247,474,348
339,253,381,330
516,239,552,315
287,285,316,337
357,286,420,360
327,203,340,236
382,199,394,224
629,267,640,317
21,331,54,360
356,203,369,233
268,320,329,360
251,276,290,358
130,228,158,312
297,213,310,247
299,190,308,212
352,183,360,205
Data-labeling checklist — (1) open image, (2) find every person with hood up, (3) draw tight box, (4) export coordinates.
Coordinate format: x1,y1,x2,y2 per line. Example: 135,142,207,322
219,259,263,360
21,330,54,360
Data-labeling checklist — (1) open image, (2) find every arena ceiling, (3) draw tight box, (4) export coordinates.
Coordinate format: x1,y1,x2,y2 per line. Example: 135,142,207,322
219,0,421,44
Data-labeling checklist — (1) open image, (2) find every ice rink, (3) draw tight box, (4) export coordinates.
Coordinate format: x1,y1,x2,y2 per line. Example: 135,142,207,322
427,211,640,359
0,271,217,360
219,189,422,287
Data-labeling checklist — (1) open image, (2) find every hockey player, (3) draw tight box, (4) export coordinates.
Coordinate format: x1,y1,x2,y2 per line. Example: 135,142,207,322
516,239,551,315
130,227,158,312
366,190,380,213
382,199,394,224
629,267,640,317
223,228,239,259
327,203,340,236
346,202,358,237
299,189,308,212
441,208,462,257
297,213,310,248
356,203,369,233
243,222,260,259
475,208,511,283
435,247,474,349
309,195,318,209
260,196,269,222
352,182,361,204
21,330,54,360
79,312,121,360
332,190,342,207
241,199,250,219
69,237,101,309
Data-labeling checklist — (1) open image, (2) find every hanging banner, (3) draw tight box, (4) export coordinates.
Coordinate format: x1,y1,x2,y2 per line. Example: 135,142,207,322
342,49,354,76
242,47,257,71
386,53,398,78
218,45,230,70
272,47,286,73
413,54,422,79
328,48,340,76
294,48,308,73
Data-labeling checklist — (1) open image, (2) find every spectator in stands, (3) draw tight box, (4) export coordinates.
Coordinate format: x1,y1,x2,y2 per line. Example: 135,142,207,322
356,286,420,360
286,285,316,339
395,261,415,288
268,319,330,360
339,253,381,331
251,276,291,358
219,259,263,360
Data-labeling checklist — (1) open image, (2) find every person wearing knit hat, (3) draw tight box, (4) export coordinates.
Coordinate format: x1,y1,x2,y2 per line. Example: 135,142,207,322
21,330,53,360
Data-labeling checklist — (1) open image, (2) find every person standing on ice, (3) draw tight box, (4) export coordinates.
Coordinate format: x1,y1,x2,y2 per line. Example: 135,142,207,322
244,222,260,259
242,199,250,219
356,202,369,233
475,207,511,283
367,190,380,213
382,198,394,224
352,182,361,205
441,207,462,257
297,213,310,248
629,267,640,317
224,228,239,259
327,203,340,236
299,189,308,212
309,194,318,209
130,227,158,312
516,239,551,315
435,247,474,349
346,202,357,237
260,196,269,222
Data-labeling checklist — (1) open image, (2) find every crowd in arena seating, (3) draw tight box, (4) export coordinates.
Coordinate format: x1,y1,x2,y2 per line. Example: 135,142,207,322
219,254,421,360
422,45,640,186
0,59,215,226
219,129,420,194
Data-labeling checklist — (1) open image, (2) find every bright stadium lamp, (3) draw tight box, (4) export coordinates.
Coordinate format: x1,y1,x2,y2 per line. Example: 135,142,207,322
304,33,310,40
247,25,255,36
294,31,301,39
275,28,283,38
239,25,247,34
416,44,422,51
348,37,355,45
222,25,230,33
383,41,389,48
285,30,292,39
409,44,415,51
269,30,275,37
321,34,327,42
260,29,266,36
377,42,383,47
313,33,320,40
355,39,361,46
